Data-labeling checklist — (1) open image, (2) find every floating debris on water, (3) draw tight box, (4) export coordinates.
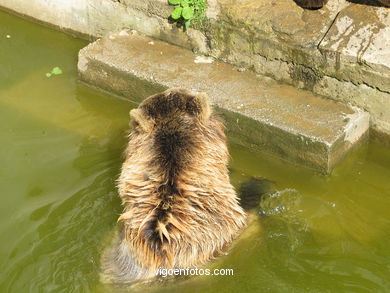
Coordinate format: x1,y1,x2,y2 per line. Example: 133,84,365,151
46,66,63,78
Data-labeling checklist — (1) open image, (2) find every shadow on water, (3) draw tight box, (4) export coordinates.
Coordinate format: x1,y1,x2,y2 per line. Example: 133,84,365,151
238,177,275,211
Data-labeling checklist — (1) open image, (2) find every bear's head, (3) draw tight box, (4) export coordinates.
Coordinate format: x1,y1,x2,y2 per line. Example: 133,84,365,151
130,88,212,132
128,88,227,190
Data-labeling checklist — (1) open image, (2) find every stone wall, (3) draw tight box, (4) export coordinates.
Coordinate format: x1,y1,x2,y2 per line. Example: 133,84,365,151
1,0,389,138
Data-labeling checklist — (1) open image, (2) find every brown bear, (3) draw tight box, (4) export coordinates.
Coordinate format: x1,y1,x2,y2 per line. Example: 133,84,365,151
102,88,247,283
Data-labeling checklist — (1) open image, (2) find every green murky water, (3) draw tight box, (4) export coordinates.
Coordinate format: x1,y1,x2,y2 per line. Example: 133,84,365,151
1,11,390,293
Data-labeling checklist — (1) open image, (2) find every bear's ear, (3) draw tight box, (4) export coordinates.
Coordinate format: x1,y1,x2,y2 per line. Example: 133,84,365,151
130,109,153,132
196,92,212,122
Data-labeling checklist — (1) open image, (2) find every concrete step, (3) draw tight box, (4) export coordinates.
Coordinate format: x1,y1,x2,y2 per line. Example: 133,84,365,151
78,30,369,174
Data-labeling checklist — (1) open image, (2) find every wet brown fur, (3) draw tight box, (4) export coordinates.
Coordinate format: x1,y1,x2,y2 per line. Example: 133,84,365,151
102,88,247,283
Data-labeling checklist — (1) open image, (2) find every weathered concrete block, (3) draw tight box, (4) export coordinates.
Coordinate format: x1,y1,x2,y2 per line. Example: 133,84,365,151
218,0,348,48
78,31,369,173
198,1,389,139
319,4,390,93
317,4,390,137
314,76,390,137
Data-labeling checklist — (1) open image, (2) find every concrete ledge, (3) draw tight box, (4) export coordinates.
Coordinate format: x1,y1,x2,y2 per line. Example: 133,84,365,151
78,31,369,173
1,0,389,138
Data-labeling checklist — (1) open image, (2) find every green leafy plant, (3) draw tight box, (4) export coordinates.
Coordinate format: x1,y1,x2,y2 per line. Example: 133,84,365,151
168,0,207,28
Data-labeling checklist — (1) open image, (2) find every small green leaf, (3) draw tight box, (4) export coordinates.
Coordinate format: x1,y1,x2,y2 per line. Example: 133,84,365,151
182,6,194,20
180,0,189,7
171,6,183,20
168,0,181,5
51,67,63,75
46,73,52,78
184,19,191,28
